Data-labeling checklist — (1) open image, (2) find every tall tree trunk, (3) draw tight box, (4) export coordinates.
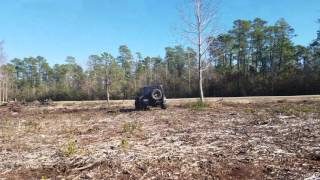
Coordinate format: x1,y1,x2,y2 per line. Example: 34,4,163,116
0,80,2,103
279,41,283,71
188,53,191,96
196,1,204,102
237,52,240,72
270,48,274,95
106,84,110,102
229,53,233,68
198,33,204,102
199,67,204,102
198,44,204,102
5,80,7,102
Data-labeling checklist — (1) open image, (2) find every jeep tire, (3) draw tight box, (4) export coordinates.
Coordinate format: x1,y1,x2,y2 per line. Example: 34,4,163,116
151,89,163,100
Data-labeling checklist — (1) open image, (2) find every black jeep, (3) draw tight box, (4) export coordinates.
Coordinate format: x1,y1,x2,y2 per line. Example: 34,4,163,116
135,85,167,110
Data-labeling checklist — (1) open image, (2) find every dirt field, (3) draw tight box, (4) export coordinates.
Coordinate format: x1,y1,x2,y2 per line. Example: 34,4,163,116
0,97,320,179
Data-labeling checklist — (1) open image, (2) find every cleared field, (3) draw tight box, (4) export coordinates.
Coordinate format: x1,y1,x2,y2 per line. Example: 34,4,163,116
45,95,320,109
0,96,319,179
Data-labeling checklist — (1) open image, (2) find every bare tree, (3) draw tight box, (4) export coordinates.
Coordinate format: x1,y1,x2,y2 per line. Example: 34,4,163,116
0,41,7,103
0,41,4,65
179,0,219,102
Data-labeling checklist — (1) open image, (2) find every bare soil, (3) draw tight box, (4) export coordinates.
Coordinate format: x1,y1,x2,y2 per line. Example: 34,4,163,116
0,99,320,179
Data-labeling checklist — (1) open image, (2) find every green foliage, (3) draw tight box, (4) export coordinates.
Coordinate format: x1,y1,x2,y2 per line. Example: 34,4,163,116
187,101,210,110
120,138,129,150
270,104,320,117
165,46,197,97
244,108,256,114
62,139,78,157
284,105,319,114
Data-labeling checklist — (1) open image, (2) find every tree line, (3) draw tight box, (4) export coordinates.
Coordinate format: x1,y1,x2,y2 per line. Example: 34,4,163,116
0,18,319,101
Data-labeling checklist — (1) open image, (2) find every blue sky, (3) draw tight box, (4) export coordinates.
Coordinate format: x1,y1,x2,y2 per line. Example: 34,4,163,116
0,0,319,66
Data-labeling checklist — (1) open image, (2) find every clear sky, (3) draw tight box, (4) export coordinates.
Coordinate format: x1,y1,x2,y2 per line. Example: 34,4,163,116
0,0,319,66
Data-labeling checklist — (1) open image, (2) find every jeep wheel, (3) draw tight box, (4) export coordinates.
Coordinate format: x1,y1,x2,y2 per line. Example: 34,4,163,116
135,102,140,110
135,98,141,110
151,89,163,100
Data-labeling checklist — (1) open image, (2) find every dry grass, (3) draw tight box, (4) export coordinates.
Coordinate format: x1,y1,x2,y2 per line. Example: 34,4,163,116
0,98,319,179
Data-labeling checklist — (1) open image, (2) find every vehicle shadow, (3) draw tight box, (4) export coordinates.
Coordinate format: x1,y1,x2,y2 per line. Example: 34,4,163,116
119,108,137,113
119,108,151,113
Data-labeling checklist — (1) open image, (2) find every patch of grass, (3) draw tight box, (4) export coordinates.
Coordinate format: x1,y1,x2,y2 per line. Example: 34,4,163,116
59,126,81,135
186,101,210,110
270,104,320,117
0,130,14,143
251,112,270,125
122,121,142,134
62,139,78,157
63,103,75,107
299,106,320,113
0,117,11,127
80,114,91,122
42,109,50,114
244,108,255,114
107,110,120,117
120,138,129,150
279,106,299,116
24,121,41,133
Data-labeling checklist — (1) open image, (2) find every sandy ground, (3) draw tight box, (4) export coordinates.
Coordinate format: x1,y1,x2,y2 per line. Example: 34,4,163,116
0,97,320,179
